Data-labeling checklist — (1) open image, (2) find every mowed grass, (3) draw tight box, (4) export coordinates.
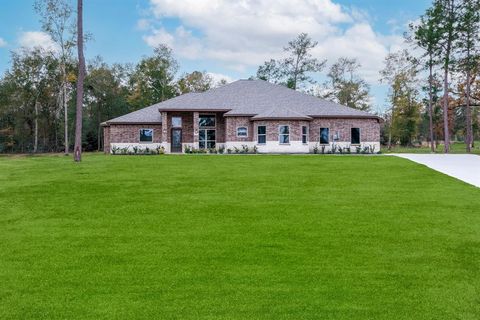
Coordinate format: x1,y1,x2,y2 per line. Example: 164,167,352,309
0,154,480,320
383,141,480,154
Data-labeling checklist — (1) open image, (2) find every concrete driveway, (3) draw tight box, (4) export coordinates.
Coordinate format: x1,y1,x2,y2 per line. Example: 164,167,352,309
391,154,480,188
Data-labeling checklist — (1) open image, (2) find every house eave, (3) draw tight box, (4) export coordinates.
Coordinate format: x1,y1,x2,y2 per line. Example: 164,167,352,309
103,121,162,126
251,116,313,121
309,115,383,122
158,108,231,113
223,113,257,117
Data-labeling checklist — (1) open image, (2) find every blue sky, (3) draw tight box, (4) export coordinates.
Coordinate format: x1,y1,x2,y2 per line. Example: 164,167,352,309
0,0,431,112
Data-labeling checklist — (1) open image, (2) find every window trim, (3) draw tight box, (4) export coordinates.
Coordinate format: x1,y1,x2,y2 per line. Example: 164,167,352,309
351,127,361,145
139,128,154,143
319,127,329,145
171,116,182,128
278,125,290,144
199,114,216,128
236,126,248,138
302,126,308,144
257,125,266,145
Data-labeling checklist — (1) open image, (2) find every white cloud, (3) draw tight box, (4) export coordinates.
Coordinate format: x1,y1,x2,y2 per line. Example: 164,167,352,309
18,31,58,52
143,0,408,85
207,72,235,84
0,37,7,47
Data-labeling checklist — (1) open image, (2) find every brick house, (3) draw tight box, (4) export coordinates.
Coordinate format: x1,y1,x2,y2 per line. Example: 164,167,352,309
102,79,381,154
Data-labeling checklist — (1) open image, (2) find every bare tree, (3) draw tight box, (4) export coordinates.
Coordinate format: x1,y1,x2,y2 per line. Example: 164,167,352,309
74,0,85,162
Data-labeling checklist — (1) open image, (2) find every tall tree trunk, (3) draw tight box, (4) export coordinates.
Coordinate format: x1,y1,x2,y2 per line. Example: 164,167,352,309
34,100,39,153
62,65,69,155
442,65,450,153
97,106,101,151
465,68,472,153
428,63,435,152
387,89,398,150
97,125,101,151
387,115,393,150
293,59,299,90
74,0,85,162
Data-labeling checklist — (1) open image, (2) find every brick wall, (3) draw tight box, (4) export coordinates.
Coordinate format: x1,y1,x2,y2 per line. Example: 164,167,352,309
103,126,110,153
103,116,380,153
225,116,254,142
309,118,380,143
226,118,379,144
216,113,226,143
104,124,163,153
253,120,310,142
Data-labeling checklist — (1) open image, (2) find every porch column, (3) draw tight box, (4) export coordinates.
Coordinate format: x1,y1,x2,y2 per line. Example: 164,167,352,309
161,111,169,152
193,112,199,149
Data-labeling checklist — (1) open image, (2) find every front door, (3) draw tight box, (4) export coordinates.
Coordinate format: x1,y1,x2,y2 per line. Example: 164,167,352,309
171,128,182,153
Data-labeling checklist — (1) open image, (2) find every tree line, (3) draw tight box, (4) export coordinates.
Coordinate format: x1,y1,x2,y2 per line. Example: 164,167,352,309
401,0,480,152
0,0,479,154
0,0,222,154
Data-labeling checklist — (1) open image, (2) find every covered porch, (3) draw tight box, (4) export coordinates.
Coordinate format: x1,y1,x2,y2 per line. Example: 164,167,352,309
160,111,227,153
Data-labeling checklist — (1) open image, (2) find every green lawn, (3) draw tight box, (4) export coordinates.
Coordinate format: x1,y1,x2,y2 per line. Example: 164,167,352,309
383,141,480,154
1,154,479,319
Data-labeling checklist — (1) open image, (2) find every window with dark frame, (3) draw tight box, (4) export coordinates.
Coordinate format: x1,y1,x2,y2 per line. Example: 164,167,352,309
257,125,266,144
198,115,216,149
279,125,289,144
302,126,308,144
320,128,329,144
199,129,216,149
139,129,153,142
351,128,360,144
199,115,215,127
237,127,248,137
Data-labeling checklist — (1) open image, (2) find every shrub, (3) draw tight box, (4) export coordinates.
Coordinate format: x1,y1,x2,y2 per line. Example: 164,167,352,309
331,144,338,154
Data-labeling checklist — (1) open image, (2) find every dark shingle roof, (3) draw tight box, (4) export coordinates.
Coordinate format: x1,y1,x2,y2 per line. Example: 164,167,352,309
104,79,379,124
